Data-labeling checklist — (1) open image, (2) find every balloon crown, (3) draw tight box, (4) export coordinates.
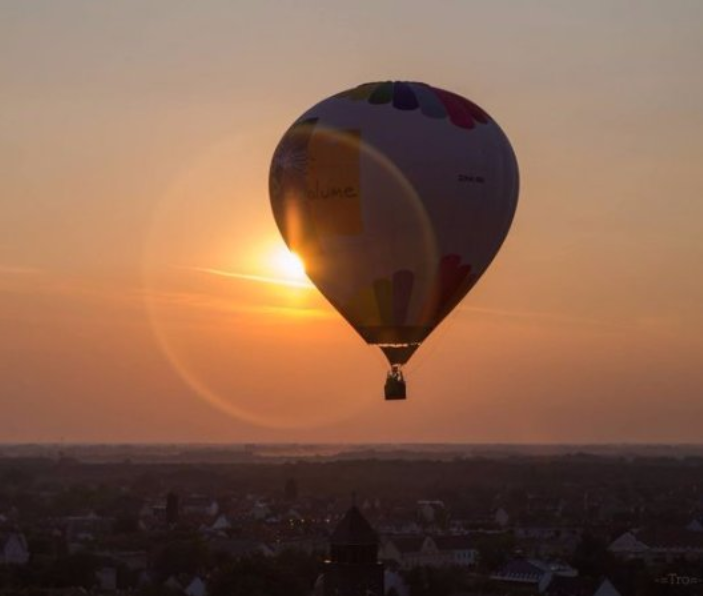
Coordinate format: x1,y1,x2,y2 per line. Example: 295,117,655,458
335,81,491,130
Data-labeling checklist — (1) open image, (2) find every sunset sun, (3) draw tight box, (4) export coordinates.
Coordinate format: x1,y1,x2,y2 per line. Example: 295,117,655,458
269,245,307,282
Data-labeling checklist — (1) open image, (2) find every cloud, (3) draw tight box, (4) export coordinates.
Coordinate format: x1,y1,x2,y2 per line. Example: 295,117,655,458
190,267,314,289
0,264,43,275
458,304,633,331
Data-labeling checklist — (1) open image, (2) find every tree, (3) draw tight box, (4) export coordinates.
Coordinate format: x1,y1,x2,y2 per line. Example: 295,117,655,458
285,478,299,502
402,566,467,596
43,552,101,588
152,536,210,579
571,532,615,578
209,553,319,596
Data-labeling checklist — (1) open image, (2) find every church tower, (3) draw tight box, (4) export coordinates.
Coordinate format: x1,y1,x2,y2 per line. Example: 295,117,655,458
321,505,384,596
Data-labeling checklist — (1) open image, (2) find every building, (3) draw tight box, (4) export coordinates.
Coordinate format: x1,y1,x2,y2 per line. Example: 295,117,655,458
514,526,582,559
609,528,703,563
314,505,384,596
433,535,478,567
542,575,624,596
182,496,219,518
686,516,703,532
494,507,510,528
490,558,577,586
0,532,29,565
379,534,477,569
380,535,439,569
417,501,446,525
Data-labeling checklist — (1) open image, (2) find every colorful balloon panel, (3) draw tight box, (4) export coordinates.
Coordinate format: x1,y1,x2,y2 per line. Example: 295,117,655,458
269,81,519,366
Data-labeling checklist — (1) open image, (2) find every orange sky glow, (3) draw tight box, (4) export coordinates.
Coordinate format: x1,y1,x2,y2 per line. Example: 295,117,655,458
1,1,703,442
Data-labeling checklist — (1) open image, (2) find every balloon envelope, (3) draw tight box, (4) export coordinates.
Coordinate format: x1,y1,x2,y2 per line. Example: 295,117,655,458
269,81,519,367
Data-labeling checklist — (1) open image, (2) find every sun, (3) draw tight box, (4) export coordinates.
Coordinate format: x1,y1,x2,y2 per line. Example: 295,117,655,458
269,245,308,282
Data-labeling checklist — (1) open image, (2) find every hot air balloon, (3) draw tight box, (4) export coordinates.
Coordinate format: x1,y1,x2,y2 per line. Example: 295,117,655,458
269,81,519,400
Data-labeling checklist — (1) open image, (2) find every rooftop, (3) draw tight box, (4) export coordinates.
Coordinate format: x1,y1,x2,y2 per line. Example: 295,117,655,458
330,506,378,546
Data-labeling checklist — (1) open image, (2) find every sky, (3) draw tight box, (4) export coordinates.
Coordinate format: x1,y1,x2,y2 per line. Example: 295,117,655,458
1,1,703,443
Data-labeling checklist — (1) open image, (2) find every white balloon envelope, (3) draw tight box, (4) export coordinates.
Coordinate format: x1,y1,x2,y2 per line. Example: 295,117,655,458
269,81,519,399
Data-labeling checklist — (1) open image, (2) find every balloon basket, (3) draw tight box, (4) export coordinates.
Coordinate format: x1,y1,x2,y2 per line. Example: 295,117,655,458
384,366,406,401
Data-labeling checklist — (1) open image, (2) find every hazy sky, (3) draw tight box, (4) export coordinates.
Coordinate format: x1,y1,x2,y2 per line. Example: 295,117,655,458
2,1,703,443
